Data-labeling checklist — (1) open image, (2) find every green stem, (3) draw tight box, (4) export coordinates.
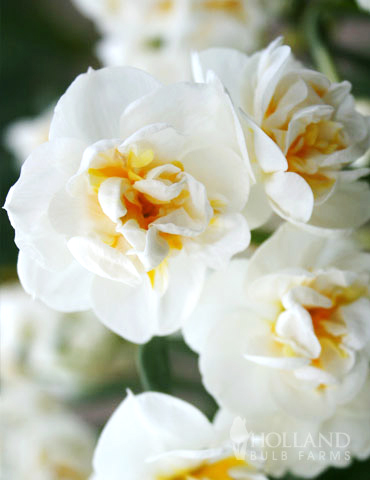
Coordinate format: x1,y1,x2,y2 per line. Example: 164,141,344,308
303,2,340,82
137,336,172,393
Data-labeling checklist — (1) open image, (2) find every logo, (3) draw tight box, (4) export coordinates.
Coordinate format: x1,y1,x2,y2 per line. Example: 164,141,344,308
229,417,351,464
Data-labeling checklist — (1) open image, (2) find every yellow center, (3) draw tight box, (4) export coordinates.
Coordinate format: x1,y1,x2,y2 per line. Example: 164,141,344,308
88,148,187,242
286,122,345,197
309,284,367,368
158,456,247,480
274,284,366,379
264,94,347,199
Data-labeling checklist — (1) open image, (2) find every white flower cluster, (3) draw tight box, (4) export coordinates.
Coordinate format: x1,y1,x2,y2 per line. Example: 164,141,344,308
71,0,267,82
5,38,370,479
1,383,96,480
0,283,136,396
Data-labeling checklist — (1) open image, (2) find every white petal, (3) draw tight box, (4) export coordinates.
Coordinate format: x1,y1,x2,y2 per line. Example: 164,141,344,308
118,221,169,271
93,391,214,480
282,285,332,310
119,123,187,164
4,139,85,270
189,213,251,270
68,236,142,285
120,82,245,159
180,146,249,213
199,313,277,417
253,43,292,124
50,66,161,143
341,298,370,350
248,273,311,305
241,183,272,230
293,365,337,386
193,48,249,106
91,253,205,342
265,171,314,223
155,253,207,335
270,371,336,421
240,112,288,173
275,306,321,358
333,353,369,406
243,354,309,370
246,224,325,283
17,251,93,312
152,173,212,237
243,330,310,369
98,177,127,223
183,259,250,353
134,175,185,203
90,275,157,343
48,188,89,237
307,180,370,230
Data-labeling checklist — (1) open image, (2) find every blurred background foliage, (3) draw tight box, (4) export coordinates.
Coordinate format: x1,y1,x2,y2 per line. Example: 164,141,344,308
0,1,369,479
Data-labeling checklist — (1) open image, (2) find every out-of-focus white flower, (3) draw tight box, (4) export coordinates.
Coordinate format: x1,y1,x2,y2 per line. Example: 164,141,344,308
354,99,370,168
5,67,251,343
357,0,370,11
92,389,268,480
72,0,266,83
194,38,370,231
0,282,136,396
183,224,370,476
4,107,53,168
1,383,96,480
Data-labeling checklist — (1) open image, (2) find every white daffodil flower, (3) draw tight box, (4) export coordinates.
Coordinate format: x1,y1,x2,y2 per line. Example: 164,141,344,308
92,390,268,480
0,282,136,395
5,66,250,343
4,106,53,168
194,38,370,231
72,0,265,83
183,224,370,476
1,383,96,480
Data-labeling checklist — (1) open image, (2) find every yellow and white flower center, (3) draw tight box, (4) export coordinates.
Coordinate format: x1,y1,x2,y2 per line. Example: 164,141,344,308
158,456,247,480
88,147,189,250
91,149,185,231
263,91,347,199
307,284,367,367
82,144,219,281
273,281,369,387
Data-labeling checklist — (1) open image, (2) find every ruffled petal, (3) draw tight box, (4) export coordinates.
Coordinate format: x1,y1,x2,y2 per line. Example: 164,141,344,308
5,139,85,270
17,251,93,312
50,66,161,143
264,171,314,223
183,259,250,353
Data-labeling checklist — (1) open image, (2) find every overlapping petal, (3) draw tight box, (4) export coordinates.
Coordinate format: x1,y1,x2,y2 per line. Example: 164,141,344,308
5,66,251,343
195,39,370,231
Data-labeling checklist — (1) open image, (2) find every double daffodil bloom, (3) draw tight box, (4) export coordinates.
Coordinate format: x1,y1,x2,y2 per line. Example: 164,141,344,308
184,224,370,476
194,38,370,231
5,66,250,343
